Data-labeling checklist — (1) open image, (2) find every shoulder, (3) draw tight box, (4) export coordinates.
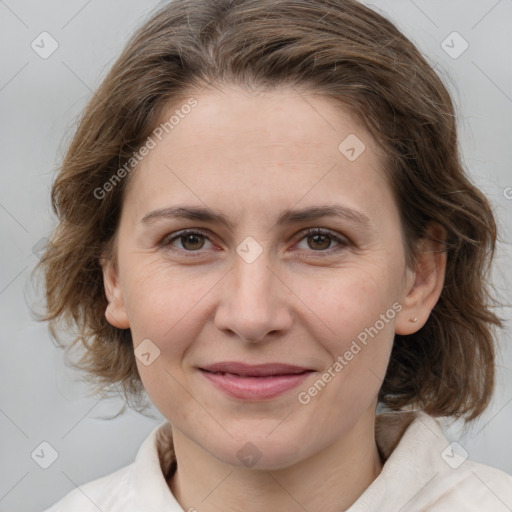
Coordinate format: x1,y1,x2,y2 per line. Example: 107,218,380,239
357,410,512,511
40,421,176,512
417,457,512,511
41,463,134,512
412,412,512,511
410,413,512,511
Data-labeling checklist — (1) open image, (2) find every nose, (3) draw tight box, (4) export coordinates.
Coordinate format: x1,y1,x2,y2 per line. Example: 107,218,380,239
214,249,294,343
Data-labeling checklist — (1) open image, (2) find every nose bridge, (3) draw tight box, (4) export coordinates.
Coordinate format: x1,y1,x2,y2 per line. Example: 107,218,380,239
214,241,293,341
234,247,274,303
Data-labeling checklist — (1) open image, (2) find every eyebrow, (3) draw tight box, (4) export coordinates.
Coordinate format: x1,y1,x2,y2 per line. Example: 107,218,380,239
140,204,371,231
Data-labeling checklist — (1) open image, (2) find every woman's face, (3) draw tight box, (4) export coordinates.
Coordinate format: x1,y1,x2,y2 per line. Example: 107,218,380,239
103,85,420,469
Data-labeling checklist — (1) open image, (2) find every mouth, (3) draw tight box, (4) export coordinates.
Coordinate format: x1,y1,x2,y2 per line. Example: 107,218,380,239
199,362,315,401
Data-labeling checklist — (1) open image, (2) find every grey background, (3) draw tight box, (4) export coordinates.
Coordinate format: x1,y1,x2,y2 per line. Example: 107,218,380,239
0,0,511,510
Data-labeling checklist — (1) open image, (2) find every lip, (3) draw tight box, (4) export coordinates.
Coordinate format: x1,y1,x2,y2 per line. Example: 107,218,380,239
199,362,315,401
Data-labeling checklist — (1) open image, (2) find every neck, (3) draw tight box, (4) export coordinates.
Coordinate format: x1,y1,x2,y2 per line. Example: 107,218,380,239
168,405,383,512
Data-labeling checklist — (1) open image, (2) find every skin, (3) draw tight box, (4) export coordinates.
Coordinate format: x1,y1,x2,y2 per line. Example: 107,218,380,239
102,84,447,512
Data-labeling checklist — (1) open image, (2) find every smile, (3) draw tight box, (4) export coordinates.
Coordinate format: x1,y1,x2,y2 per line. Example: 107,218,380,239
199,362,315,401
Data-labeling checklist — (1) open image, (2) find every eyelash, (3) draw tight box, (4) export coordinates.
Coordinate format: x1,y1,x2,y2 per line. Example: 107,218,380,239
159,228,349,258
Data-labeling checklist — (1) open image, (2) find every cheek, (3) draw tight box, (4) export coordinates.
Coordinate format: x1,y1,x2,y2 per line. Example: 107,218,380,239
296,263,400,343
121,259,221,356
293,266,398,401
122,261,213,415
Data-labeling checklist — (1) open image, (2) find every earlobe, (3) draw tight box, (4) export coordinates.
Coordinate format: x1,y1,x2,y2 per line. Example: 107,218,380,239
395,223,447,335
101,258,130,329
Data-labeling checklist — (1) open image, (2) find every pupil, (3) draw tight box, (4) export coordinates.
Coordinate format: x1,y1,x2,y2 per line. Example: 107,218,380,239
310,234,330,250
183,234,204,250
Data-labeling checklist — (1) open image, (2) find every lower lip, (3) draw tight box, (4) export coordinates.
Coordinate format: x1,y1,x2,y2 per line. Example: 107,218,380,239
200,370,313,401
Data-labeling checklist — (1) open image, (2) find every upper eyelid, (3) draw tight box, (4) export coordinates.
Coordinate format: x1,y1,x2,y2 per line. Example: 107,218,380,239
161,228,215,244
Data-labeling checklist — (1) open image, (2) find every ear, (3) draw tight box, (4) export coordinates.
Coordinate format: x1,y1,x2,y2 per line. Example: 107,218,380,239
101,256,130,329
395,222,447,335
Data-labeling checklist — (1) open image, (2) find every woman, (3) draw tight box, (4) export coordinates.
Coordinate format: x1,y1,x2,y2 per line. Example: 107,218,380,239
38,0,512,510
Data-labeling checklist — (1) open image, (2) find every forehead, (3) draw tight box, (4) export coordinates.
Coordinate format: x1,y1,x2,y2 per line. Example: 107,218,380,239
122,85,395,227
154,85,373,154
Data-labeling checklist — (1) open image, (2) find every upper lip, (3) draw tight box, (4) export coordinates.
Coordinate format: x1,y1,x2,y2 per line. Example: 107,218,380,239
200,362,313,377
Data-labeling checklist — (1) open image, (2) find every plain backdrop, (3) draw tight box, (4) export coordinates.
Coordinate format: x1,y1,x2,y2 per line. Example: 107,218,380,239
0,0,511,510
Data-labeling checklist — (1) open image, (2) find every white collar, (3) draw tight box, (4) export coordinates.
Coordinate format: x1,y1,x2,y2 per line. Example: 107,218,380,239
128,410,510,511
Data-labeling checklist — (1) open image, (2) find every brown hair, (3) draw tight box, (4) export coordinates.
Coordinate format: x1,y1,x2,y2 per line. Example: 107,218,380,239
35,0,504,421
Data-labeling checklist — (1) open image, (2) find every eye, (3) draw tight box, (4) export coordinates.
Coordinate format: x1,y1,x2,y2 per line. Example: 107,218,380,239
294,228,348,254
161,229,214,254
159,227,349,258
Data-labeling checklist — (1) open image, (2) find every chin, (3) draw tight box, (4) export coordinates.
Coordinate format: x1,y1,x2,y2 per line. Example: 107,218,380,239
205,430,312,471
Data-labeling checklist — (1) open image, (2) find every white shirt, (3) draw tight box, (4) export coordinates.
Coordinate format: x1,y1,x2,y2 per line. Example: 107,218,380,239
42,410,512,511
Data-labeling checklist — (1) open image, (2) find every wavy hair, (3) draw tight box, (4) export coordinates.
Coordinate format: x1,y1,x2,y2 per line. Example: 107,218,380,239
35,0,504,421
